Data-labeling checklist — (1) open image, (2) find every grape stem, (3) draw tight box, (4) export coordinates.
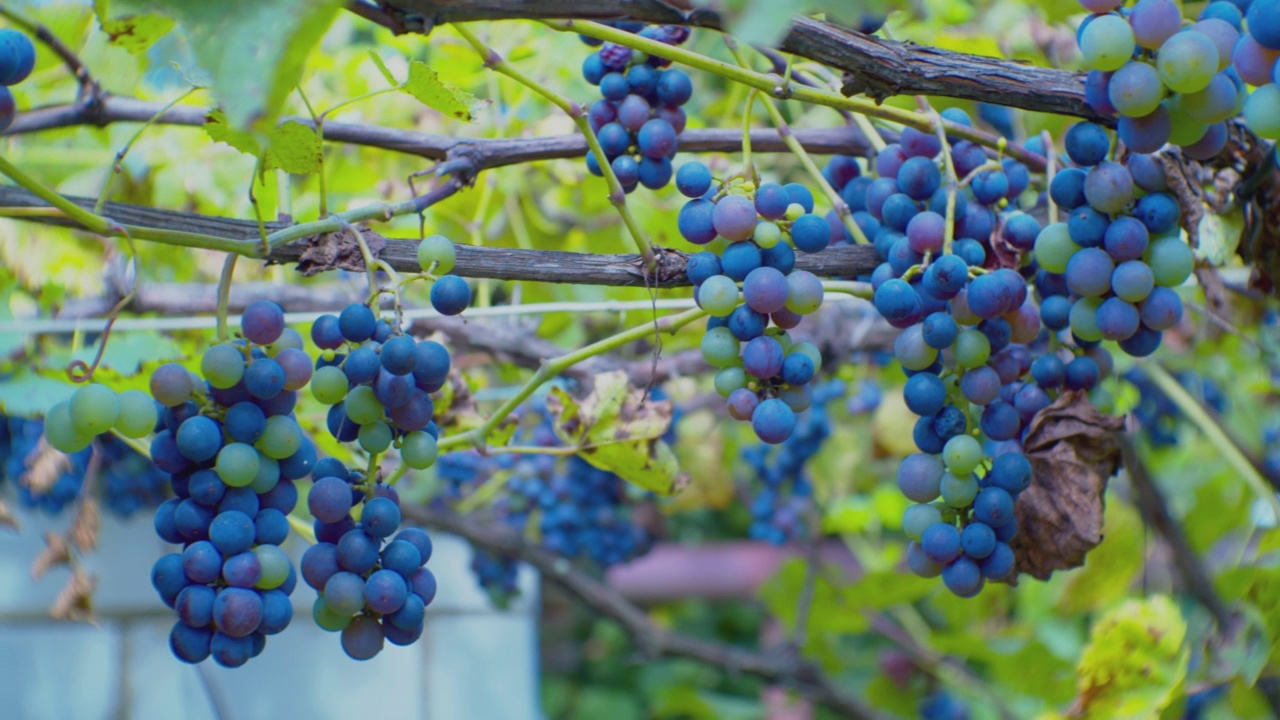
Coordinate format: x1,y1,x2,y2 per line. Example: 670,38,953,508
452,22,658,270
295,86,328,218
1041,130,1058,225
922,100,958,257
215,253,238,343
95,87,199,215
741,88,759,184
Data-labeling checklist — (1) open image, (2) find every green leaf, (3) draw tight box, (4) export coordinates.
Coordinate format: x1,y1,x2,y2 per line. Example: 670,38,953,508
545,371,683,496
102,0,344,129
759,558,869,639
1076,596,1189,719
263,121,322,175
402,61,479,122
94,0,174,55
204,109,262,155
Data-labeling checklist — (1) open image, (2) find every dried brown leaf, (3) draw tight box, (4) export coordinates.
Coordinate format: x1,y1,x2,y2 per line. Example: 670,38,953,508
0,499,18,531
31,532,71,580
293,227,387,277
21,437,72,495
1012,392,1124,580
50,568,96,623
69,497,100,554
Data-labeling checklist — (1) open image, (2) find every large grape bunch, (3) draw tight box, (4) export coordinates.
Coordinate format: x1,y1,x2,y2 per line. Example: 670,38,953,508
147,301,314,667
678,162,831,445
296,235,468,659
0,28,35,133
1078,0,1280,157
581,23,694,192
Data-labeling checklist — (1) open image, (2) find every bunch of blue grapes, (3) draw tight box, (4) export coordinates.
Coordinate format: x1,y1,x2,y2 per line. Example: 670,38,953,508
148,301,314,667
302,462,437,659
1124,368,1227,446
0,28,35,133
743,380,844,544
1077,0,1280,158
678,162,830,445
581,24,693,192
1032,122,1193,357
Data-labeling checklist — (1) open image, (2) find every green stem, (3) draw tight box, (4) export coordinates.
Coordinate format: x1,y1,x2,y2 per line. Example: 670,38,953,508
930,107,958,256
437,306,707,450
453,22,657,268
95,88,197,215
741,88,758,183
296,87,328,218
850,112,887,153
248,156,270,256
545,20,1045,170
821,280,874,300
320,86,401,122
1141,361,1280,519
1041,130,1058,225
215,254,237,342
0,154,116,235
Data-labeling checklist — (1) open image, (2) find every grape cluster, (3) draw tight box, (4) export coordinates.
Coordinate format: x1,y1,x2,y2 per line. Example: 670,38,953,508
1124,368,1227,446
44,382,157,455
0,28,35,133
302,469,437,659
743,380,843,544
148,301,313,667
581,24,693,192
679,163,830,444
1078,0,1280,158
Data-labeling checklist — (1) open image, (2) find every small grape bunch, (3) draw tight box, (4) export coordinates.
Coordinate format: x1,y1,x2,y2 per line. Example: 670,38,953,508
148,301,314,667
675,161,828,445
302,459,437,659
0,28,35,133
43,382,157,454
580,24,694,192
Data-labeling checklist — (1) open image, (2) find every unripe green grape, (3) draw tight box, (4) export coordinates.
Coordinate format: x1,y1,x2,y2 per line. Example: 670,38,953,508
69,383,119,436
216,442,260,487
401,431,439,469
942,434,983,476
953,330,991,370
44,401,94,453
1243,85,1280,140
115,389,158,438
345,386,384,425
753,221,782,249
255,415,302,460
700,326,741,368
1156,31,1218,95
1033,223,1079,274
1146,236,1194,286
311,366,349,405
313,597,351,631
790,342,822,374
1080,14,1136,72
714,367,748,397
250,454,280,494
784,270,823,315
418,234,457,274
358,421,393,454
1070,296,1104,342
939,471,979,508
784,203,805,221
1164,98,1207,147
903,503,943,541
894,325,937,371
697,275,739,317
254,545,292,590
776,332,793,352
202,344,246,389
267,328,305,356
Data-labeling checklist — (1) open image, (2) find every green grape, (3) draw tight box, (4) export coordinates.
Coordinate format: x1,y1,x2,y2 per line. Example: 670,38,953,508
953,330,991,370
697,275,739,317
115,389,158,438
939,471,979,508
1080,14,1135,72
714,367,748,397
753,221,782,249
700,326,741,368
903,503,943,541
894,325,937,371
44,401,93,453
784,270,823,315
1033,223,1080,274
346,386,384,425
69,383,119,436
1164,98,1207,147
1243,85,1280,140
255,415,302,460
202,344,246,389
418,234,457,274
268,328,305,356
1070,297,1104,342
254,545,292,590
790,342,822,373
942,435,983,476
358,421,393,454
216,442,260,487
1156,31,1218,94
784,203,805,221
1146,236,1194,287
312,597,351,632
250,454,280,494
775,332,794,352
401,431,439,469
311,366,349,405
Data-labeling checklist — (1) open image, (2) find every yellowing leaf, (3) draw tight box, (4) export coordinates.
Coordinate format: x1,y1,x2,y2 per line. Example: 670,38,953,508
403,61,478,122
264,121,322,175
1076,596,1189,719
545,371,683,496
94,0,174,55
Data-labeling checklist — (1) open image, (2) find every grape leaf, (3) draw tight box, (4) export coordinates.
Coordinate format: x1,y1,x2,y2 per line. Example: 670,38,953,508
204,109,262,156
263,121,323,175
1075,596,1189,719
100,0,344,129
403,61,479,122
93,0,174,55
545,371,684,496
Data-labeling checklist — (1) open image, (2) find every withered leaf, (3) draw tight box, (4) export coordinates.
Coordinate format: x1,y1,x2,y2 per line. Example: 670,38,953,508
292,227,387,277
69,497,100,554
1013,391,1124,580
32,532,71,580
0,499,17,531
50,568,96,623
21,438,71,496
